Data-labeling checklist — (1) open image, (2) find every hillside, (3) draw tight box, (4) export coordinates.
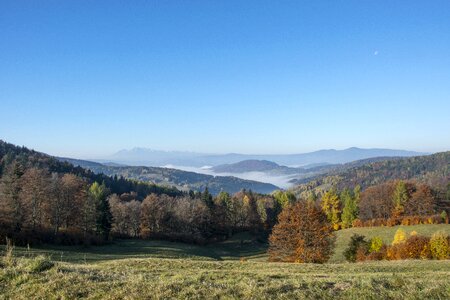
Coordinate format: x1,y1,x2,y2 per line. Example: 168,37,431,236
58,157,279,195
213,160,283,173
291,151,450,199
0,140,182,199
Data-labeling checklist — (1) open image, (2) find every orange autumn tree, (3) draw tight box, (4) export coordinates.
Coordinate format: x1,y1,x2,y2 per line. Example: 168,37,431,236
268,201,335,263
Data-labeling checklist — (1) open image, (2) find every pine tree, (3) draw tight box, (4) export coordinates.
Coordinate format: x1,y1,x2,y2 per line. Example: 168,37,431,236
89,182,112,240
341,188,358,228
0,161,25,231
201,187,214,209
392,181,408,218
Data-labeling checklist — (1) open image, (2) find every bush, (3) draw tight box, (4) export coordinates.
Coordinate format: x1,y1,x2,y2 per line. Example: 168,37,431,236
429,231,450,260
344,234,369,262
365,245,387,261
403,235,430,259
352,219,363,227
441,211,448,223
369,237,383,253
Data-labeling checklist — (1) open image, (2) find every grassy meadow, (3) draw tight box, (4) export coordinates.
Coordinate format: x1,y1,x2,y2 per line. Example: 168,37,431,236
1,225,450,299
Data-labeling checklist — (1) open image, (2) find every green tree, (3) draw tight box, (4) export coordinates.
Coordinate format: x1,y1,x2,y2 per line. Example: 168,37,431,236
201,187,214,209
273,190,296,220
0,161,25,231
392,181,409,217
341,188,358,228
273,191,296,208
89,182,112,239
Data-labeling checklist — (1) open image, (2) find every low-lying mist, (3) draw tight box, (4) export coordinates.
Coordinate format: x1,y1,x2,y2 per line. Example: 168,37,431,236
163,165,296,189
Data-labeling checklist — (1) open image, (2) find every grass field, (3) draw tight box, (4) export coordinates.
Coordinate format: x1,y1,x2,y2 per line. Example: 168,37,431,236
1,256,450,299
1,225,450,299
4,224,449,264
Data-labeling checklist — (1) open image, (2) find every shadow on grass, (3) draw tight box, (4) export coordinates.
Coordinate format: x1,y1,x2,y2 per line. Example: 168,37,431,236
0,232,269,264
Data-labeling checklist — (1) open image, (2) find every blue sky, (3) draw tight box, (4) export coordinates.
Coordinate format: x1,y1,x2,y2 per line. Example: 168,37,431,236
1,1,449,158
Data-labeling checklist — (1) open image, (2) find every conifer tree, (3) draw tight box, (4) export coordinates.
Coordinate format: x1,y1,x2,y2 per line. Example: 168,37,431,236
341,188,358,228
89,182,112,240
321,189,341,230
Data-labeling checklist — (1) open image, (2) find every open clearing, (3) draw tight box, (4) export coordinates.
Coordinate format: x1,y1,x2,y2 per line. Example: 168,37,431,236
4,224,449,264
1,224,450,299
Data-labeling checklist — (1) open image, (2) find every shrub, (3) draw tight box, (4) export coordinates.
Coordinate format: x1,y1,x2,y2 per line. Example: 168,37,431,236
429,231,450,260
403,235,430,259
369,237,383,253
352,219,363,227
386,218,401,227
386,244,403,260
441,211,448,224
392,229,406,245
365,245,387,261
344,234,369,262
420,243,432,259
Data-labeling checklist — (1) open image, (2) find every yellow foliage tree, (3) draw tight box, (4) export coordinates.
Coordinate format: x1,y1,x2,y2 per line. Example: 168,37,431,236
320,190,341,230
392,228,406,245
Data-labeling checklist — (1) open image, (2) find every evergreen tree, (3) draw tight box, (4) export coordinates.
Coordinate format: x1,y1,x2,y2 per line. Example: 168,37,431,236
89,182,112,240
341,188,358,228
392,181,408,218
0,161,25,231
201,187,214,209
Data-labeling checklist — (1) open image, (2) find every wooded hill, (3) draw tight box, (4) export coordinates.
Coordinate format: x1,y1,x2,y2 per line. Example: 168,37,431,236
0,140,182,199
291,151,449,201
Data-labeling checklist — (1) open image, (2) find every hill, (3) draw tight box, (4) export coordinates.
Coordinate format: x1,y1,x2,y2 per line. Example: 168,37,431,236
212,159,292,173
291,151,450,199
0,140,182,199
58,157,279,195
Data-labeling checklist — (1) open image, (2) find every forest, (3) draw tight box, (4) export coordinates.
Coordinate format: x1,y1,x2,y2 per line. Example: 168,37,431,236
1,140,449,250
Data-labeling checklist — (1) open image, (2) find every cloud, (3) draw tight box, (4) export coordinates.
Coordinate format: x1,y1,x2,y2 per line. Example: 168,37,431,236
374,50,379,56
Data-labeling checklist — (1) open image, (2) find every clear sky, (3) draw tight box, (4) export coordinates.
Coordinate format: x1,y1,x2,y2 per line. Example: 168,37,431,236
1,1,449,158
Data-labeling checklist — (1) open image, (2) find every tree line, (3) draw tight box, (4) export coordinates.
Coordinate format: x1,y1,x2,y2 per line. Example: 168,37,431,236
0,157,290,245
318,180,448,230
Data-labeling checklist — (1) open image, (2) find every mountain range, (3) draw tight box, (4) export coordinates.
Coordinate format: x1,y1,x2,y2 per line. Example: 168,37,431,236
97,147,425,168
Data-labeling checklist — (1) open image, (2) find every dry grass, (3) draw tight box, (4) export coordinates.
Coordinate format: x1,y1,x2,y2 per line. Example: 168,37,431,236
1,225,450,299
1,257,449,299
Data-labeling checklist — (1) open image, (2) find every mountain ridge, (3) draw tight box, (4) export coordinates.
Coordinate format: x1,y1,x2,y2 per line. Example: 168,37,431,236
100,147,426,167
